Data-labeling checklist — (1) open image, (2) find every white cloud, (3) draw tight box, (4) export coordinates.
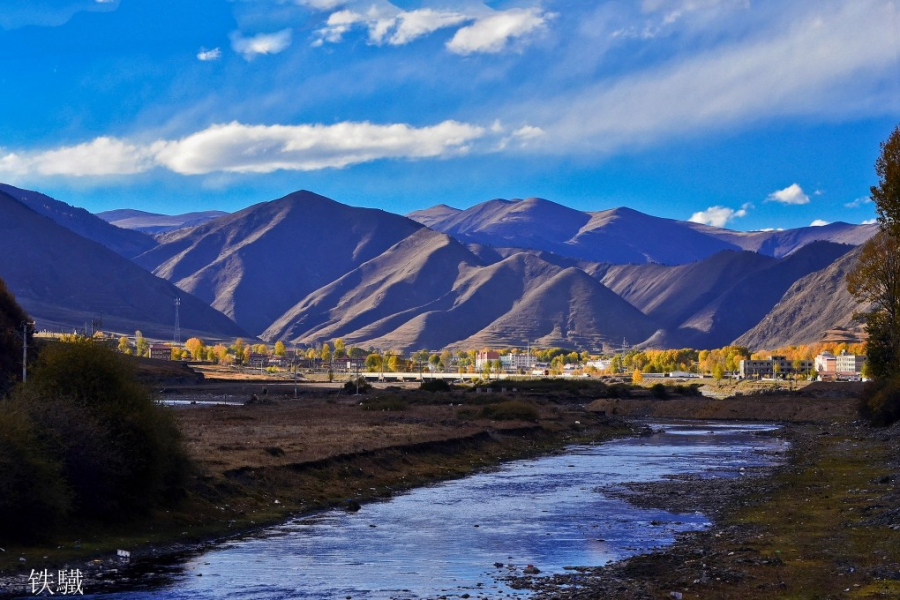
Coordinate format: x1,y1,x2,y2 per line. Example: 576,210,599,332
296,0,345,10
447,8,550,55
767,183,810,205
0,120,486,178
688,204,748,228
497,124,545,150
810,219,830,227
390,9,469,46
844,196,873,208
155,121,484,174
528,2,900,153
197,47,222,61
313,6,551,53
315,7,468,47
862,218,878,225
0,137,154,177
231,29,293,59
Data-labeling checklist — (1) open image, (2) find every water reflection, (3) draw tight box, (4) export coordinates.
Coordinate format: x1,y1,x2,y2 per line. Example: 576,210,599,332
85,421,786,599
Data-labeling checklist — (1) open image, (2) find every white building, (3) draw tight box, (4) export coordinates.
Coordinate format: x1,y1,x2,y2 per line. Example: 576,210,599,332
501,353,536,370
836,351,866,378
814,351,836,376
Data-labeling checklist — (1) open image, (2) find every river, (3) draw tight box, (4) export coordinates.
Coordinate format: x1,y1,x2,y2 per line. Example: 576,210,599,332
83,421,787,599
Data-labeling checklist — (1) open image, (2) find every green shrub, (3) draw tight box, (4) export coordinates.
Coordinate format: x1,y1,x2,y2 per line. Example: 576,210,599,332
420,379,451,392
650,383,668,399
607,383,631,398
9,340,190,522
343,377,372,394
479,400,540,422
858,377,900,426
0,407,70,542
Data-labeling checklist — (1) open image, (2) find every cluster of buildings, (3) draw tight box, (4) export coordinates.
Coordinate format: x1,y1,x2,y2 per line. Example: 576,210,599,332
738,350,866,380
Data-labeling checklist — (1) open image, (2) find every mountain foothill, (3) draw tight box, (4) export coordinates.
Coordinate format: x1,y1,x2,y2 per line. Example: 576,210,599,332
0,184,876,351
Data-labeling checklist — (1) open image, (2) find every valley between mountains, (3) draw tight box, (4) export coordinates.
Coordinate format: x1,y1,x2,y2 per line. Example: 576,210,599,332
0,185,875,351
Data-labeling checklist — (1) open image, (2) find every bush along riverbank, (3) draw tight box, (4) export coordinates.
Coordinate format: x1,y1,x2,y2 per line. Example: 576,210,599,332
511,419,900,599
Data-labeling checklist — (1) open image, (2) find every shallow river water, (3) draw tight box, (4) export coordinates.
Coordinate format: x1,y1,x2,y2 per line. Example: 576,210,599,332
85,421,787,600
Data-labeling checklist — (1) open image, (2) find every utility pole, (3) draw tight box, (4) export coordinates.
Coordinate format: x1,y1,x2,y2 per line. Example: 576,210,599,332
19,321,34,383
293,345,299,399
173,297,181,344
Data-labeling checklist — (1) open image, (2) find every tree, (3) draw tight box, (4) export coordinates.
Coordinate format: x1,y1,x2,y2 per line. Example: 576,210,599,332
365,353,383,372
0,277,32,394
274,341,286,357
5,341,190,532
184,337,205,361
872,124,900,237
320,343,332,364
632,368,643,384
135,330,149,358
712,363,725,386
333,338,346,359
232,338,246,365
118,336,131,355
847,231,900,378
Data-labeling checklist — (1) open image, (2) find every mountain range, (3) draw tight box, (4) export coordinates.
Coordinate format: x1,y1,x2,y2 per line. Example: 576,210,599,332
0,189,247,341
0,185,876,351
97,208,228,234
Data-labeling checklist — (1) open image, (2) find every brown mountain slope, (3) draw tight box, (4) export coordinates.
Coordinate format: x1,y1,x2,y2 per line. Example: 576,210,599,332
0,191,246,340
590,242,855,349
454,265,659,351
264,235,658,351
734,246,867,349
135,190,423,335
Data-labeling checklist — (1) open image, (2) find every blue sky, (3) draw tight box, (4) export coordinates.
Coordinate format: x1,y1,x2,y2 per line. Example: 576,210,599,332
1,0,898,230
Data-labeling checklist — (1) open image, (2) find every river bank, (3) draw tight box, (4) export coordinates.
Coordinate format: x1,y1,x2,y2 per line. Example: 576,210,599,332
0,385,633,597
3,381,893,598
511,419,900,599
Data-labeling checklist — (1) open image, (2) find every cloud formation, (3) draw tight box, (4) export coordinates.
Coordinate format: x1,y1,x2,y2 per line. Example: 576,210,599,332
197,47,222,61
313,5,550,53
231,29,293,59
688,204,748,228
844,196,873,208
0,137,154,177
0,120,485,177
810,219,830,227
531,2,900,153
447,8,550,55
767,183,810,205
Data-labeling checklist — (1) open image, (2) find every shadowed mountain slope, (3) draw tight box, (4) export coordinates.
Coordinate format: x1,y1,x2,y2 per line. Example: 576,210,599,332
687,220,878,257
591,242,856,348
0,191,247,340
410,198,876,265
135,190,424,335
0,183,157,259
97,208,229,234
735,246,866,349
